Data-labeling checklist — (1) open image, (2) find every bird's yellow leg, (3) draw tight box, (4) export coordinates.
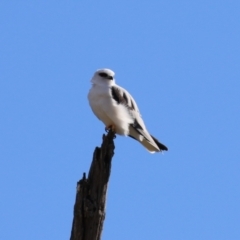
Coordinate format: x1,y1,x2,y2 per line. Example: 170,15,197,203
105,124,116,133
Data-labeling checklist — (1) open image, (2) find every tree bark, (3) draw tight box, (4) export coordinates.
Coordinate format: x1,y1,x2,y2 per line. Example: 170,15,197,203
70,131,115,240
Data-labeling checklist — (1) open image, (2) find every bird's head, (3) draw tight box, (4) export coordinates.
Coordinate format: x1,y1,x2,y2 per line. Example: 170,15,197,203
91,69,116,86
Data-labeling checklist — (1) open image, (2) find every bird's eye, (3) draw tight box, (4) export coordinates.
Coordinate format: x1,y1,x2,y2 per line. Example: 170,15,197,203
99,72,113,80
99,72,109,78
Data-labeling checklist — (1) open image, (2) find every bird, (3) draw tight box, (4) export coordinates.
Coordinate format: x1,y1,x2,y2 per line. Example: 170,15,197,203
88,68,168,153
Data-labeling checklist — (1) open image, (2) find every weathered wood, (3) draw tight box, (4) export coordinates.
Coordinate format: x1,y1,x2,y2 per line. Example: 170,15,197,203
70,131,115,240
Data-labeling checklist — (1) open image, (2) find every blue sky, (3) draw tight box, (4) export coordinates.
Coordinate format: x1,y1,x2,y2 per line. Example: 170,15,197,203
0,1,240,239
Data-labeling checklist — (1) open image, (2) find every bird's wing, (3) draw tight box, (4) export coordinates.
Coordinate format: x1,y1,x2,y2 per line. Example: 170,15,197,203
111,85,153,142
110,85,140,114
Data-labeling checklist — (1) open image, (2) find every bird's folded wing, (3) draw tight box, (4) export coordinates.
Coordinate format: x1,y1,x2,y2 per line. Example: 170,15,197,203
110,85,140,115
111,85,155,142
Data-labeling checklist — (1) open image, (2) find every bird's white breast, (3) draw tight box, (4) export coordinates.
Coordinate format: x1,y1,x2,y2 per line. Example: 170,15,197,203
88,84,133,135
88,84,113,126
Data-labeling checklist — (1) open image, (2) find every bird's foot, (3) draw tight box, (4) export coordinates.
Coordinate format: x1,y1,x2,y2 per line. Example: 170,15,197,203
105,125,116,132
105,125,116,138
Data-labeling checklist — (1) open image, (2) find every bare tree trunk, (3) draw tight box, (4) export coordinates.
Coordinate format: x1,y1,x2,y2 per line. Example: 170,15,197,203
70,131,115,240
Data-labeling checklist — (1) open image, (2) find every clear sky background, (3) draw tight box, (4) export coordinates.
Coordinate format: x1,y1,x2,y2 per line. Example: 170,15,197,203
1,1,240,239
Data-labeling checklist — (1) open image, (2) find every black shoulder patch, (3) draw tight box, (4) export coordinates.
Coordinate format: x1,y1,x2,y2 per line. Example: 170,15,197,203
111,87,121,104
123,92,129,104
130,99,135,110
111,87,134,111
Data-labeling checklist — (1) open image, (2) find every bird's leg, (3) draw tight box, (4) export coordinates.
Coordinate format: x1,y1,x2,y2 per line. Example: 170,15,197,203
105,124,115,132
105,125,116,138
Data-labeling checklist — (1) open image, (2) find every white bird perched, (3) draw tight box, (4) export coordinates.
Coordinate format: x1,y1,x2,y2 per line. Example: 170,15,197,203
88,68,168,153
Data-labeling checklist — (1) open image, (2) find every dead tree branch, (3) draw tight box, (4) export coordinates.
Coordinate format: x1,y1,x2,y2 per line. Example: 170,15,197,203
70,130,115,240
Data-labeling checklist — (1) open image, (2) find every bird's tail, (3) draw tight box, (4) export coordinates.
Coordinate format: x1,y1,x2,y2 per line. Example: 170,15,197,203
129,127,168,153
139,136,167,153
150,135,168,151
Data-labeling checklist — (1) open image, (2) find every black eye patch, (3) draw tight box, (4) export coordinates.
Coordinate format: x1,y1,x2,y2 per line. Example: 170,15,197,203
99,72,113,80
99,72,109,78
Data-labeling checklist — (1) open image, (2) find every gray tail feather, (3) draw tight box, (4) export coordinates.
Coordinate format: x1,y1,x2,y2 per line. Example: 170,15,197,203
128,126,168,153
150,135,168,151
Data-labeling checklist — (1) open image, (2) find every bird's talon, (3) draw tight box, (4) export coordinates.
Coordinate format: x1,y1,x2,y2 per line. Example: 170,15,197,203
105,125,116,133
